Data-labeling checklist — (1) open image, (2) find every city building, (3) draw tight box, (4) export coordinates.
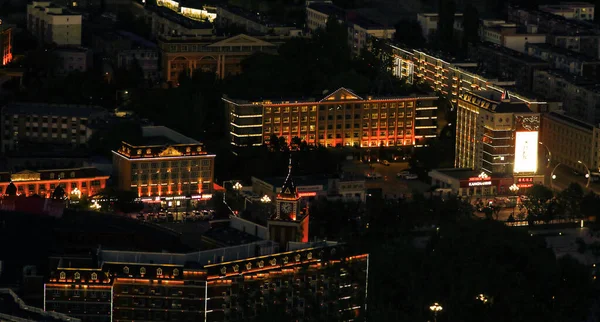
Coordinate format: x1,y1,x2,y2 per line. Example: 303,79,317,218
428,168,536,196
0,20,13,66
526,42,600,78
111,126,215,205
152,0,217,22
479,19,546,53
347,14,394,56
1,103,109,153
251,174,366,202
539,2,595,21
158,33,285,84
416,13,464,43
469,41,550,91
53,46,93,76
114,31,159,81
305,1,346,34
224,87,439,148
147,5,214,39
388,44,557,115
532,69,600,123
508,5,600,59
45,241,369,321
0,288,78,321
541,111,600,173
455,90,543,183
26,1,82,46
217,5,302,36
0,166,107,197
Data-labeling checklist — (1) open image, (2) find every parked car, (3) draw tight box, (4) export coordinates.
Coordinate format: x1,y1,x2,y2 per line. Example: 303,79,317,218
397,171,410,178
404,174,418,180
382,160,390,166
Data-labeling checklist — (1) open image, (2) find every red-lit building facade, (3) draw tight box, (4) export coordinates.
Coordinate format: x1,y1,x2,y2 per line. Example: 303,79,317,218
112,126,215,204
0,167,107,197
45,242,369,322
225,87,439,148
0,21,12,66
428,168,544,196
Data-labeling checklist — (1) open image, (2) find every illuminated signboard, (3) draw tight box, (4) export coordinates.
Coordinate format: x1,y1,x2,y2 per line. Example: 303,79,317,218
298,192,317,197
516,177,534,188
513,131,538,173
467,172,492,187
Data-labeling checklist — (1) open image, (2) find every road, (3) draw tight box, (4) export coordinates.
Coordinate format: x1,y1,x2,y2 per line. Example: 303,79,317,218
547,165,600,194
342,160,430,197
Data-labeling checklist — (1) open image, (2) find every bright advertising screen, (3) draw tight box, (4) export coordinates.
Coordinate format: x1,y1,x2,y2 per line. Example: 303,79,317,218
514,131,538,173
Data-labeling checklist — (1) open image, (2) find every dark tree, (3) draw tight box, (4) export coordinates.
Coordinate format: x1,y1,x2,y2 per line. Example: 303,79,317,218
437,0,457,52
394,20,426,48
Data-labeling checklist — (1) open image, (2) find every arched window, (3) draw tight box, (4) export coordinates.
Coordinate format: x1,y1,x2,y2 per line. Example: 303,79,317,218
91,272,98,280
173,268,179,276
123,266,129,274
140,267,146,275
156,268,163,276
74,272,80,280
59,272,66,280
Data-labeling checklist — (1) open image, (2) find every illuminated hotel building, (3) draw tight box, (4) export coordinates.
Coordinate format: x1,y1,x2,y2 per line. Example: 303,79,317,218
456,90,541,176
0,167,107,197
0,20,13,66
111,126,215,203
45,241,369,321
224,87,439,148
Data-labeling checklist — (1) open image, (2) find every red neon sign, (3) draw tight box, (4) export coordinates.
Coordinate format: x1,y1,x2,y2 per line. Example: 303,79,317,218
298,192,317,197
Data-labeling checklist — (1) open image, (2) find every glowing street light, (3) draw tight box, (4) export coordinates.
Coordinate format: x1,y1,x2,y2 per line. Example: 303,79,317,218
578,160,591,188
476,293,490,304
260,195,271,203
233,182,243,191
429,303,443,322
70,187,81,199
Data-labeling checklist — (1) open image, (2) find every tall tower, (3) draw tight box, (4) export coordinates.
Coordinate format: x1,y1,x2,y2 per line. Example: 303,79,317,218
268,155,309,250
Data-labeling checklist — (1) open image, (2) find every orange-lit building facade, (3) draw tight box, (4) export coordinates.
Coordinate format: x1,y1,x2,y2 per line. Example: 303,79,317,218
224,87,439,148
45,243,369,321
0,21,12,66
111,127,215,203
0,167,107,197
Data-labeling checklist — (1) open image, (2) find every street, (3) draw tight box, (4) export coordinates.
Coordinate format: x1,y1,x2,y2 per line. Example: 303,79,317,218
548,165,600,194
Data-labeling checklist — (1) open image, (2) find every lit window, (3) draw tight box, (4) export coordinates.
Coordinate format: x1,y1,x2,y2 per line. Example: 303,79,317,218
59,272,66,280
91,272,98,280
74,272,80,279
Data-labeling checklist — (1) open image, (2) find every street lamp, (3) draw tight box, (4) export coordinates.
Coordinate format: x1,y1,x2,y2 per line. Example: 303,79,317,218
551,162,562,191
260,195,271,203
578,160,591,188
476,293,489,304
509,184,519,216
233,182,243,191
429,303,443,322
539,142,551,168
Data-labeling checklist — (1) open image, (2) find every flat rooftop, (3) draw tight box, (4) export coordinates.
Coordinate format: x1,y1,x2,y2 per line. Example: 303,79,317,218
545,111,595,131
202,222,263,246
140,126,199,144
477,41,550,65
307,2,346,17
151,5,213,30
2,103,106,118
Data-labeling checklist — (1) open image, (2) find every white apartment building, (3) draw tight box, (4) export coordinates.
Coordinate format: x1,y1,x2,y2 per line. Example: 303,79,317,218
53,46,92,76
539,2,595,21
27,1,82,45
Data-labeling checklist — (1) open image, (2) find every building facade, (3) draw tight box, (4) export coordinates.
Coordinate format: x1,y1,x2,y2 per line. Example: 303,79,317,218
0,21,13,66
305,1,346,34
0,167,107,197
53,47,93,76
112,126,215,203
526,42,600,78
45,242,369,321
347,15,394,56
416,13,463,43
1,103,108,153
158,34,284,84
117,48,159,81
532,69,600,123
541,111,600,173
224,87,439,148
428,168,536,196
539,2,595,21
479,20,546,54
456,90,541,177
388,44,555,112
26,1,82,45
251,175,366,202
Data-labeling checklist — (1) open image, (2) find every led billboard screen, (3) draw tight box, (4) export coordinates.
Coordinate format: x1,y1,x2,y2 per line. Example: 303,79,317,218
514,131,538,173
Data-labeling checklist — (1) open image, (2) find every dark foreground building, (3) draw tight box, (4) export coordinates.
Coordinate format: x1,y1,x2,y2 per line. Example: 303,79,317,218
44,241,369,321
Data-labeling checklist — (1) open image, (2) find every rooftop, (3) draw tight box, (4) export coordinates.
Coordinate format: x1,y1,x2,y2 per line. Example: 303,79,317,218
116,30,157,48
2,103,107,118
347,14,391,29
140,126,199,144
151,5,213,30
202,222,263,246
307,2,346,18
464,90,533,113
220,5,294,28
526,42,600,62
477,41,550,65
429,168,480,180
546,111,595,131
